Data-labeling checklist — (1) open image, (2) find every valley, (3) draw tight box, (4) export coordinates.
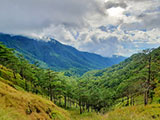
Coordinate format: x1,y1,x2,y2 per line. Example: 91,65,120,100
1,0,160,119
1,36,160,120
0,33,125,76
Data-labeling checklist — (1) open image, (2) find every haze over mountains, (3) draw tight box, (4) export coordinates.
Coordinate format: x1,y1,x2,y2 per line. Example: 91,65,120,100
1,0,160,119
0,33,125,75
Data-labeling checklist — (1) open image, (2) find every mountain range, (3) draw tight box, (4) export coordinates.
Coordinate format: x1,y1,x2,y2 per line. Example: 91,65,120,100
0,33,125,75
0,33,160,120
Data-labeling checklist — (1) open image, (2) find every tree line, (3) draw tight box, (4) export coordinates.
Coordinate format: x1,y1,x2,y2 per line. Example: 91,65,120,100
1,42,160,114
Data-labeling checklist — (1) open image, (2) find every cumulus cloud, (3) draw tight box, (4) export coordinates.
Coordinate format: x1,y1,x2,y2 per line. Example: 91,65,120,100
0,0,105,32
105,1,127,9
0,0,160,57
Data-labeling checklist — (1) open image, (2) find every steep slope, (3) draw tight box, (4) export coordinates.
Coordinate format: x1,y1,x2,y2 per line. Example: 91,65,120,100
0,65,104,120
0,65,70,120
0,81,70,120
0,33,125,75
1,65,160,120
104,104,160,120
82,47,160,105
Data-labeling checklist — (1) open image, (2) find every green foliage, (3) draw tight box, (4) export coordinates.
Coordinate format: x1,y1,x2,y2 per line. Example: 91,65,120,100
79,47,160,111
1,39,160,119
0,33,125,76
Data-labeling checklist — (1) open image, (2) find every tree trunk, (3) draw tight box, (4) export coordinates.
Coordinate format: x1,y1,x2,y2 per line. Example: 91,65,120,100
59,97,61,105
49,85,53,101
79,100,82,114
150,92,153,104
64,96,67,108
50,90,53,101
35,87,38,94
122,98,124,103
132,95,135,106
54,97,56,103
68,97,70,107
144,91,148,106
83,104,85,112
91,107,93,112
13,71,16,79
76,103,78,108
87,105,89,112
25,79,28,91
126,96,129,106
130,96,133,106
70,99,72,108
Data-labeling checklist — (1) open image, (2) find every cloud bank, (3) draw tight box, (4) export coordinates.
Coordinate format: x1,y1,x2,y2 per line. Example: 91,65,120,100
0,0,160,57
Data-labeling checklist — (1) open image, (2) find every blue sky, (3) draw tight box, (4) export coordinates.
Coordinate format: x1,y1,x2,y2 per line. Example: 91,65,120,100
0,0,160,57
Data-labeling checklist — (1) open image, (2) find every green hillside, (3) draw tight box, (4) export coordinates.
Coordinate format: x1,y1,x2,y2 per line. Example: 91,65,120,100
0,42,104,120
77,47,160,113
1,64,160,120
0,65,71,120
0,65,104,120
0,33,125,76
1,39,160,120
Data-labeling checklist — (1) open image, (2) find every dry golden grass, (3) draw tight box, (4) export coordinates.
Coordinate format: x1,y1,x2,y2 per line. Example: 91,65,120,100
0,80,70,120
69,109,103,120
1,65,160,120
103,104,160,120
0,65,104,120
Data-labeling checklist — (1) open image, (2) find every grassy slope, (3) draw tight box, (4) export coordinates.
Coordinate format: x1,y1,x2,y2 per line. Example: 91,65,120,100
103,79,160,120
1,64,160,120
104,104,160,120
0,65,70,120
0,65,103,120
68,104,160,120
0,80,70,120
69,109,103,120
102,81,160,120
81,47,160,119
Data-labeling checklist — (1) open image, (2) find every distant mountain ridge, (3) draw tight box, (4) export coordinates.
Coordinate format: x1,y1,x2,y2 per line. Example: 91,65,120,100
0,33,126,75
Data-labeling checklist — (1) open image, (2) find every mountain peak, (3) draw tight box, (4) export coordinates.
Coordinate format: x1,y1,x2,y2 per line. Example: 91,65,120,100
0,33,126,75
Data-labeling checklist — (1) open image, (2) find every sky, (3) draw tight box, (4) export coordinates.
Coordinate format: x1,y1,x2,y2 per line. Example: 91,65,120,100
0,0,160,57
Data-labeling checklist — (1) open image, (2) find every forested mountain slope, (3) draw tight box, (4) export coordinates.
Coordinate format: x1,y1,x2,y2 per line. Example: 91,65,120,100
0,41,103,120
0,65,71,120
1,61,160,120
1,34,160,119
0,33,125,75
81,47,160,108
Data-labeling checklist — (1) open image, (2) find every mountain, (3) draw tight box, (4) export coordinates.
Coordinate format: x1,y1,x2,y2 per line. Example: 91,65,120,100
1,64,160,120
0,65,70,120
1,33,160,120
81,47,160,105
0,33,125,75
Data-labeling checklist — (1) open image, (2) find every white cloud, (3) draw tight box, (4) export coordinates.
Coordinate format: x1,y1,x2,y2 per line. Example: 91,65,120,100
0,0,160,57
